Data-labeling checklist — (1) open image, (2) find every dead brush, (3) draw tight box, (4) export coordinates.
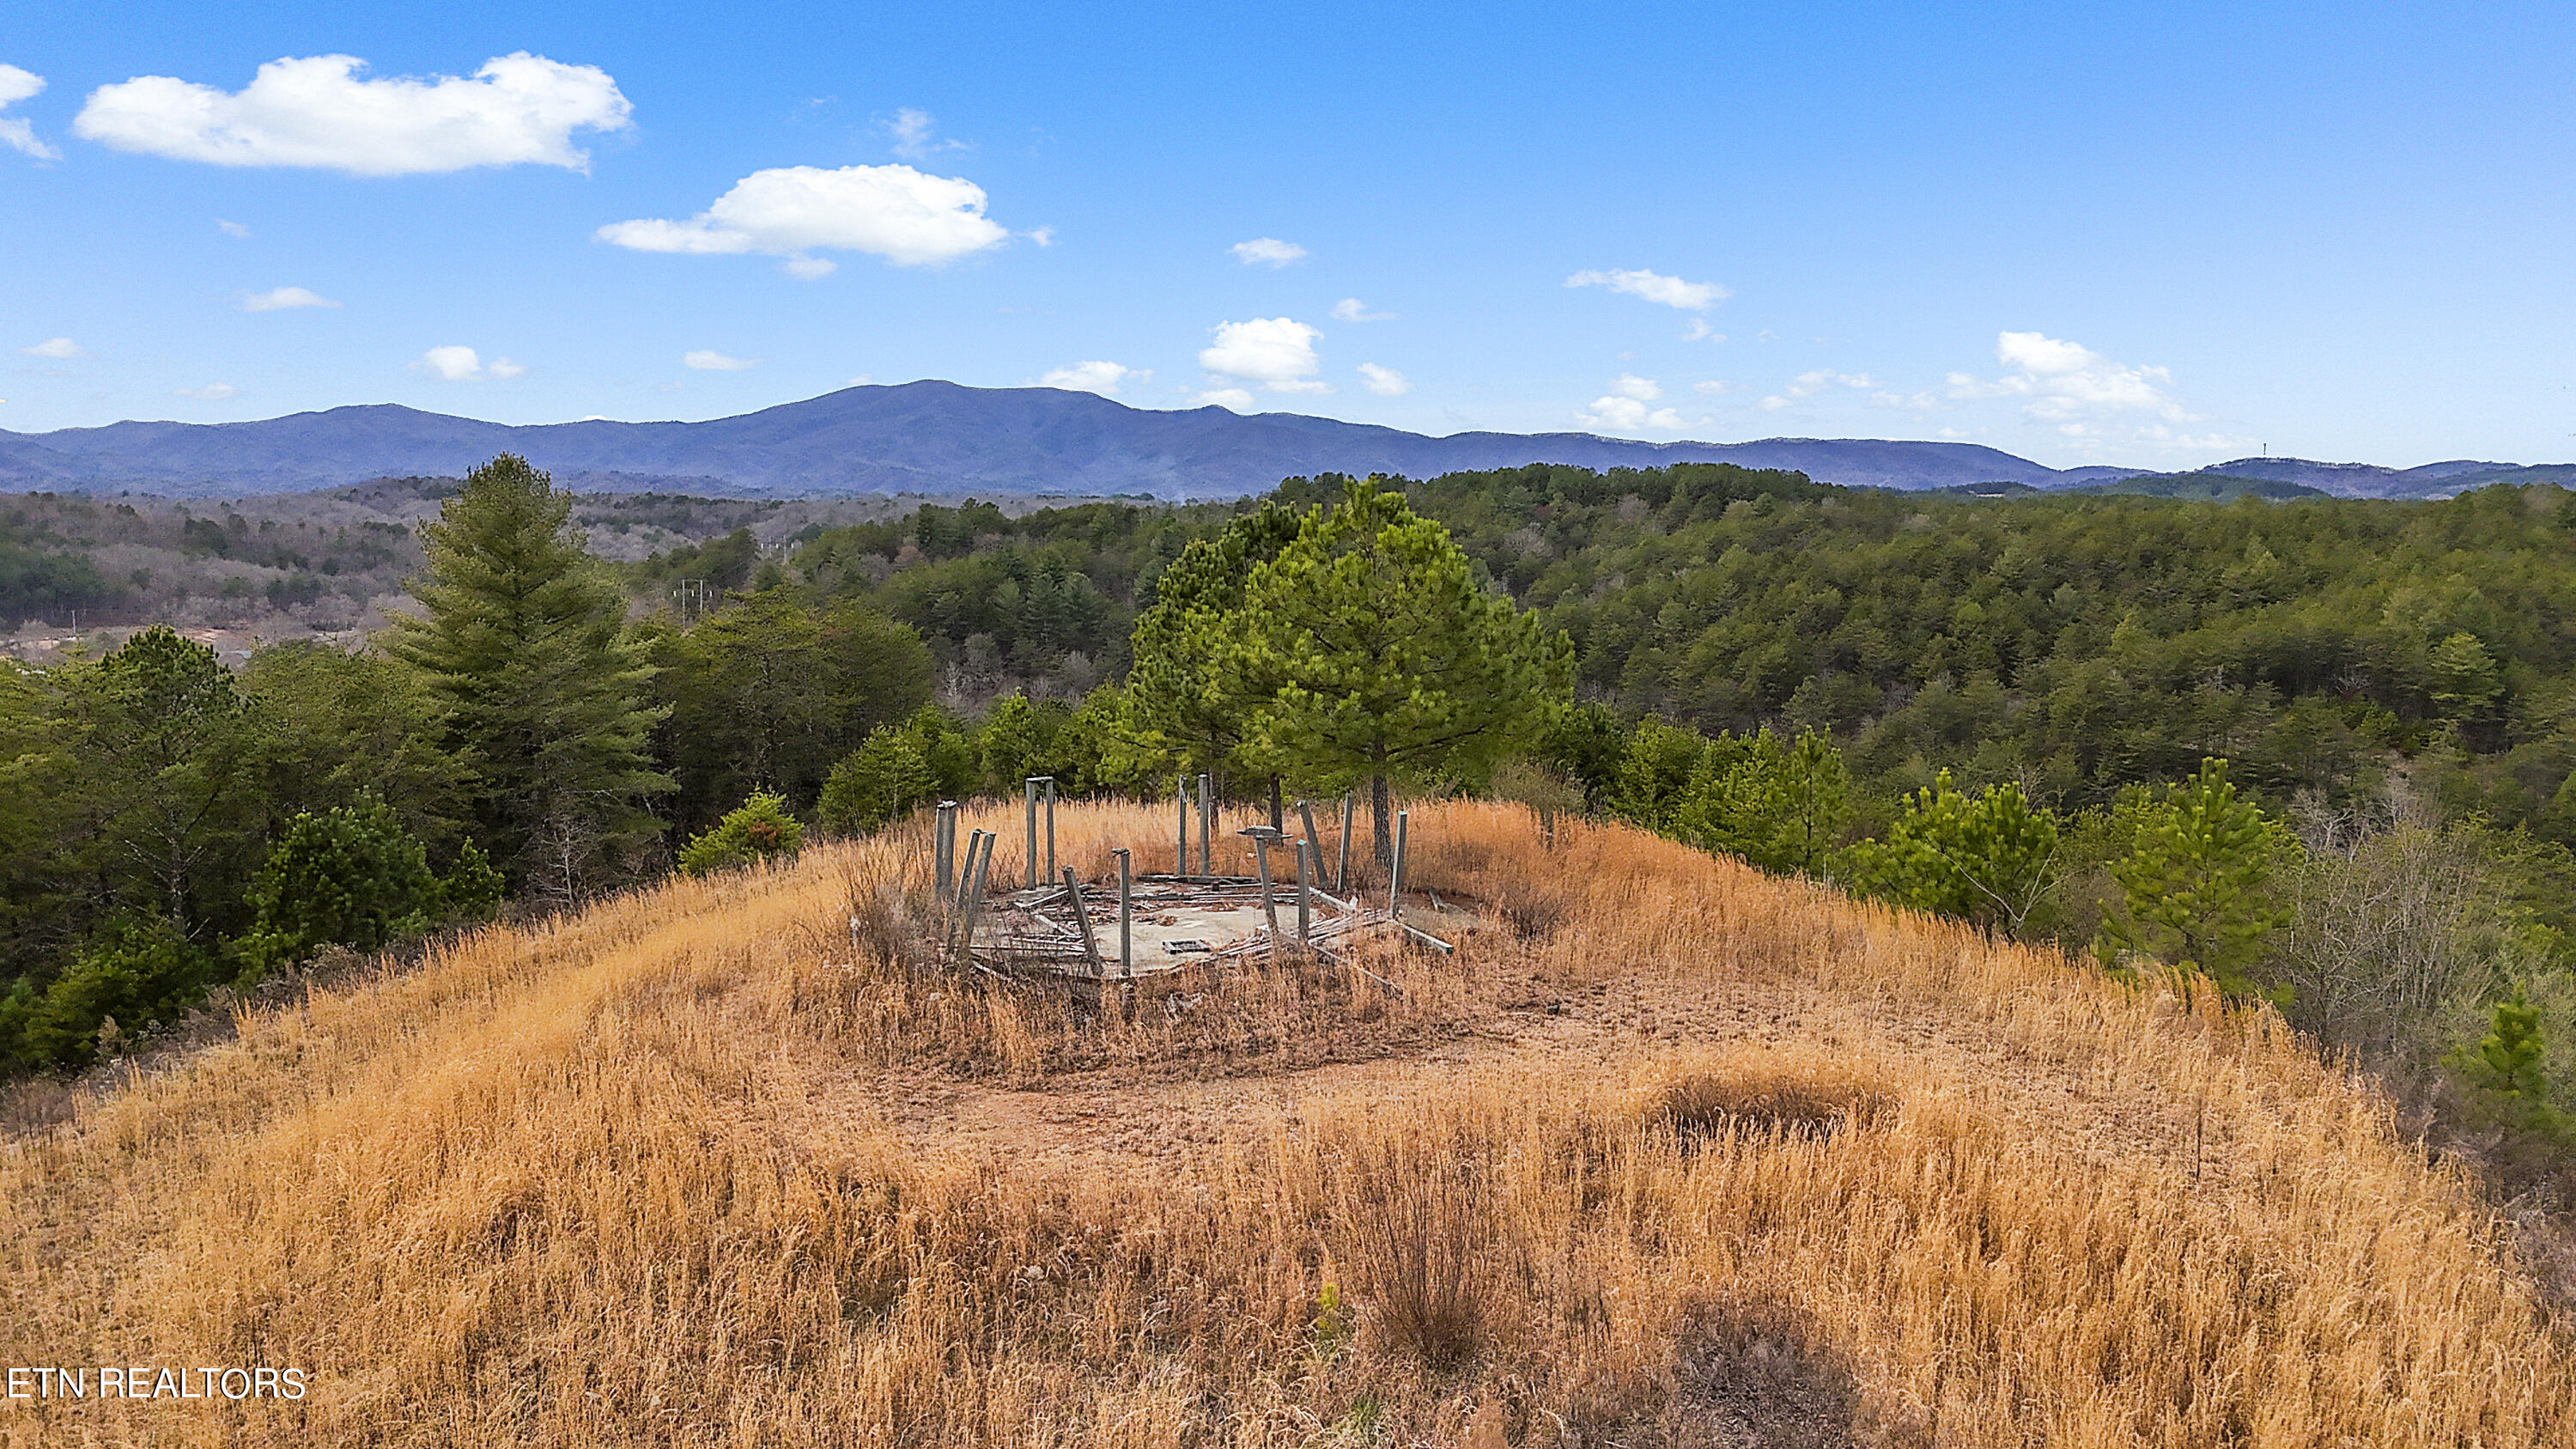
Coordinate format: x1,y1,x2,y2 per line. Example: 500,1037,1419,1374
1651,1050,1894,1147
1327,1134,1498,1369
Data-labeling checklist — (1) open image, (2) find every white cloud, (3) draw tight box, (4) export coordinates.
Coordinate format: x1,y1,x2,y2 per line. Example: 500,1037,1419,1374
174,383,239,400
1199,316,1325,392
1681,319,1724,342
1195,387,1256,411
1028,225,1055,247
1230,237,1307,267
419,345,481,381
0,64,58,160
1038,360,1145,396
417,345,518,381
1331,297,1394,322
21,337,82,358
1757,369,1876,410
597,163,1009,273
1947,331,2186,422
883,107,966,161
239,285,340,311
216,218,251,238
1608,374,1662,402
1358,362,1409,396
683,350,762,371
1580,394,1686,431
1692,380,1733,395
1565,267,1730,311
75,52,630,175
1940,332,2253,453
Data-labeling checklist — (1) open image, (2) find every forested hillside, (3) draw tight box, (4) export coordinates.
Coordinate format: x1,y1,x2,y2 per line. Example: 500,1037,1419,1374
7,457,2576,1211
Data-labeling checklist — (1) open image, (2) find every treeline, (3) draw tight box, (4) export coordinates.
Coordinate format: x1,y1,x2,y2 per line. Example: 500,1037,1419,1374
13,448,2576,1195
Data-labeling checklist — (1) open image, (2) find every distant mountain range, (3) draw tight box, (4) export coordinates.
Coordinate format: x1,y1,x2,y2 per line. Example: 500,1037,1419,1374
2,381,2563,501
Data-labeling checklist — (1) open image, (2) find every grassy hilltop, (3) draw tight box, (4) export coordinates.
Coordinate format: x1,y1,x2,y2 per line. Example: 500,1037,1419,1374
4,800,2568,1446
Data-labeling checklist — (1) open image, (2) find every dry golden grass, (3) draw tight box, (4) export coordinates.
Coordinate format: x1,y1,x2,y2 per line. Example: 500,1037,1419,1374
2,799,2569,1446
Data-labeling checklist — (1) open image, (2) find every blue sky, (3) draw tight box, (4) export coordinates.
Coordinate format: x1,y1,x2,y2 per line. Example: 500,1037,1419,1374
4,1,2573,468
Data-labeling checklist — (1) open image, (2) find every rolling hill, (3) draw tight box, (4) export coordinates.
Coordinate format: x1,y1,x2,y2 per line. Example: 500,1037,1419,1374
3,800,2566,1445
0,381,2150,497
7,381,2562,500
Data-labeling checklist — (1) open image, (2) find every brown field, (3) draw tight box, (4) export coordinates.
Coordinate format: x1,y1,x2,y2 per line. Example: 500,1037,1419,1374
3,800,2570,1447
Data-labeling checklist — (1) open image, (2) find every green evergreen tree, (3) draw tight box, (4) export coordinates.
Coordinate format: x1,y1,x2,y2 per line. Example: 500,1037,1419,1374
1612,718,1720,831
1122,502,1303,789
14,916,211,1069
388,454,671,898
1844,770,2059,936
677,791,805,876
1221,478,1574,868
58,625,258,936
2470,988,2549,1103
1677,727,1854,876
2097,758,2294,997
231,799,442,979
818,726,939,832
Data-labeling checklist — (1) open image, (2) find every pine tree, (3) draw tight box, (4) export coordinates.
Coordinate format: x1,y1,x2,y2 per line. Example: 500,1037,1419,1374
2097,758,2294,997
2470,988,2549,1103
1842,770,2057,936
1122,501,1303,789
59,625,258,935
1220,478,1574,868
389,455,671,897
1675,727,1853,876
232,799,441,977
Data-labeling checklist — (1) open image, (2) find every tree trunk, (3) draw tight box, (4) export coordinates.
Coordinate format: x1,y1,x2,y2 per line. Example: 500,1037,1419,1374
1268,776,1285,834
1370,770,1393,872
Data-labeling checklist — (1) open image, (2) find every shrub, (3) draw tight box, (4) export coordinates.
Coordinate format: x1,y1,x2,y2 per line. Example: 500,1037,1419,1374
14,916,214,1069
677,791,806,876
232,800,443,981
819,728,939,833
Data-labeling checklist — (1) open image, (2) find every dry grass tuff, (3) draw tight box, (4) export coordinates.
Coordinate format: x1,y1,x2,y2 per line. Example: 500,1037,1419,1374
2,799,2569,1446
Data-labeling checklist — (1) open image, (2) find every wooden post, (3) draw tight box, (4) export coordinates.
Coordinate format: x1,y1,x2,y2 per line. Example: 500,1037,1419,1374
1198,772,1213,876
1177,777,1189,879
1296,798,1322,878
1295,837,1313,948
1388,809,1409,921
1337,792,1355,895
1063,868,1105,979
1113,847,1133,978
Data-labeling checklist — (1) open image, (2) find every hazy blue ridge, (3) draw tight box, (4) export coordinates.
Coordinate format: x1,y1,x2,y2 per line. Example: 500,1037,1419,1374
0,381,2559,500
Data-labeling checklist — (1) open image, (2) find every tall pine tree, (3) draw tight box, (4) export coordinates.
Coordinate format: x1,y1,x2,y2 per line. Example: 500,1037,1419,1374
390,455,670,898
1220,478,1572,868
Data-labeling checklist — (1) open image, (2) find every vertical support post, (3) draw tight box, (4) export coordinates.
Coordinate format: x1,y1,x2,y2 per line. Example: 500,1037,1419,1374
1297,799,1323,881
1113,848,1133,978
951,830,988,960
1388,809,1409,921
1043,776,1058,886
1177,777,1190,879
1296,837,1313,948
1337,792,1356,896
962,832,996,962
1063,868,1105,980
1024,777,1041,890
1247,830,1282,966
933,801,956,904
1198,772,1213,877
